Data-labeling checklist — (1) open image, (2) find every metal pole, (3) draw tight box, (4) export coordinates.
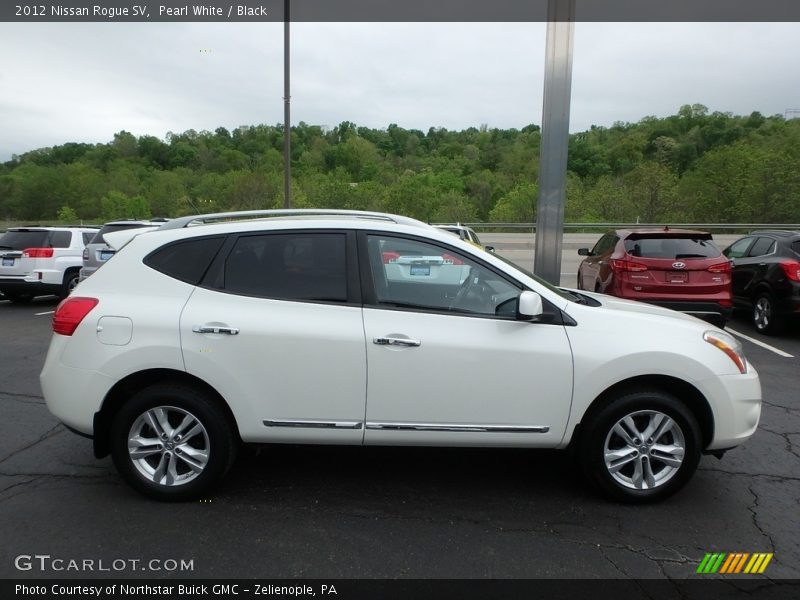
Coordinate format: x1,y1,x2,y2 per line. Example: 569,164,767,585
534,0,575,284
283,0,291,208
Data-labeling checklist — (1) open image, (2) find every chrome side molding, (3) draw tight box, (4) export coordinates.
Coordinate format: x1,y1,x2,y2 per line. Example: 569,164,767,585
263,419,363,429
365,422,550,433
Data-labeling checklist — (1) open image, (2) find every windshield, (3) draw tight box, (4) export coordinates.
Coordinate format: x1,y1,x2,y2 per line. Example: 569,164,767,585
0,229,49,250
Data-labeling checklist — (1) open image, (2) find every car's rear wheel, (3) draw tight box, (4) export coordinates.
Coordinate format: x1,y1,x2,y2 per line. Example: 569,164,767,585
60,270,80,299
580,389,701,503
110,384,237,501
752,292,784,335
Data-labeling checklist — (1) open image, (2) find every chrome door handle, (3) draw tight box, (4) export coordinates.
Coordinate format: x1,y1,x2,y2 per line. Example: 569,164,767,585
193,325,240,335
373,337,421,347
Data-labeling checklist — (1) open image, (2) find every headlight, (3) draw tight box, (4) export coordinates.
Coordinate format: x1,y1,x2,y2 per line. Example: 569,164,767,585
703,331,747,374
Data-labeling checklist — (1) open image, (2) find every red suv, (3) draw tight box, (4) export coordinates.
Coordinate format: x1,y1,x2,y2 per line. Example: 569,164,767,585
577,228,732,327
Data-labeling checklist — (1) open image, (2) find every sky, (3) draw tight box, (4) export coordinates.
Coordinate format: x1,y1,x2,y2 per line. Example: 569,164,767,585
0,21,798,161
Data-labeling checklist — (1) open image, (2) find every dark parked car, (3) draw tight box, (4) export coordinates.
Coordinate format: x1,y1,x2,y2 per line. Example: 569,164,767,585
722,230,800,335
577,228,732,327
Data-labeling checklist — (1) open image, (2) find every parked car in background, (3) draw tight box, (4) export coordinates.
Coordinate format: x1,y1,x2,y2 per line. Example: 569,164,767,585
434,224,494,252
80,220,166,282
0,226,98,303
41,210,760,503
722,230,800,335
577,228,732,327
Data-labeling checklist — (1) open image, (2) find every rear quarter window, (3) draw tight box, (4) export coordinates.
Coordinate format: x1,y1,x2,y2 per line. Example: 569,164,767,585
49,231,72,248
145,236,226,285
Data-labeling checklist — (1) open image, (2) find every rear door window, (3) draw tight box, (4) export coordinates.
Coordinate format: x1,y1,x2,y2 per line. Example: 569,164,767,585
624,237,720,259
222,233,348,303
747,237,776,257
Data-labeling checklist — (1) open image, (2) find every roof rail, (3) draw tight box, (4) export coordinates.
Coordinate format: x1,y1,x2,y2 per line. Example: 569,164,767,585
157,209,428,230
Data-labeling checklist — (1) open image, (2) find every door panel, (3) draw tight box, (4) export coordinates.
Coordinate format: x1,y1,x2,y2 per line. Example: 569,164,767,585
360,232,573,448
181,288,366,444
362,308,573,447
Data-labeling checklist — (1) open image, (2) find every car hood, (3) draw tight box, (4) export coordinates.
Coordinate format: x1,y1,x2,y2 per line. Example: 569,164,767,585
561,288,715,327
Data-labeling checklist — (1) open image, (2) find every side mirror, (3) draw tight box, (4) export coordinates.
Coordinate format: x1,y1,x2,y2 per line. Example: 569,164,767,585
484,245,495,253
577,248,591,256
517,291,544,321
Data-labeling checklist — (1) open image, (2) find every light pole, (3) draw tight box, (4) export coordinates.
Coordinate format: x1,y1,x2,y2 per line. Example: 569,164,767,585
534,0,575,284
283,0,291,208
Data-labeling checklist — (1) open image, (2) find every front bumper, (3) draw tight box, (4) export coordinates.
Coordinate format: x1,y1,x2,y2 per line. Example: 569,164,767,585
701,362,762,451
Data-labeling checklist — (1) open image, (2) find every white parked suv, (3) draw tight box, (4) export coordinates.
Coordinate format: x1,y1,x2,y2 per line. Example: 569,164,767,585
40,210,762,502
0,226,98,303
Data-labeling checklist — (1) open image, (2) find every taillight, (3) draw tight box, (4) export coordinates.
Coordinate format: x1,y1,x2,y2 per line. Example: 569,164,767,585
82,248,89,260
441,253,464,265
23,247,54,258
382,251,401,264
611,259,648,272
708,261,732,275
52,297,98,336
779,260,800,282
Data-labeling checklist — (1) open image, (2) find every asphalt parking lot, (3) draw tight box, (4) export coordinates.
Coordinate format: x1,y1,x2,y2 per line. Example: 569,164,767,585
1,238,798,580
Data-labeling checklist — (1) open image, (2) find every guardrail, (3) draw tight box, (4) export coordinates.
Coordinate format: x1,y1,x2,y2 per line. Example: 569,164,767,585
444,223,800,233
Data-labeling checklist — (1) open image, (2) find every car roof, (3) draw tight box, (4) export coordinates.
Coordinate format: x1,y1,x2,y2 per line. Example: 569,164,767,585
747,229,800,238
614,228,711,237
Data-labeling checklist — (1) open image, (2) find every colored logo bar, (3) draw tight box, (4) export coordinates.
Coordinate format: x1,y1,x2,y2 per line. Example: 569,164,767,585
696,552,773,574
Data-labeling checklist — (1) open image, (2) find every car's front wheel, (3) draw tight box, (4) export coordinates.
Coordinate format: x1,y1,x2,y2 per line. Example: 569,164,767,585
580,389,702,503
110,384,238,501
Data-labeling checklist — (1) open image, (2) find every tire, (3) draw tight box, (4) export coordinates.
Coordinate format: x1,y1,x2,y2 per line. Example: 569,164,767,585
60,270,80,299
752,292,784,336
110,383,238,501
579,389,702,503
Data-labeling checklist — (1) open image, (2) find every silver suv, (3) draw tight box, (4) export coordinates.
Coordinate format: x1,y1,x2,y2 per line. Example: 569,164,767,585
80,220,164,282
0,226,98,303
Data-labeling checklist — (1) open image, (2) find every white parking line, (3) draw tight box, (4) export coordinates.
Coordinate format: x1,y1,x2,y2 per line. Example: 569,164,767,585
727,328,794,359
35,310,54,316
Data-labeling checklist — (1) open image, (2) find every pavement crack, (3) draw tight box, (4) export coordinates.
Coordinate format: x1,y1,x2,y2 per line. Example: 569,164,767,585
0,423,63,465
697,466,800,482
759,426,800,461
745,482,780,569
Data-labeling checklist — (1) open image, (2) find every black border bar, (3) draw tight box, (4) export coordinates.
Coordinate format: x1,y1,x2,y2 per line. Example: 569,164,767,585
4,579,800,600
3,0,800,22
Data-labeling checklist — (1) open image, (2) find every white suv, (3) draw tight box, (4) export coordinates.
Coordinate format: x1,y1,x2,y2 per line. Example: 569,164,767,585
0,226,98,303
40,210,761,502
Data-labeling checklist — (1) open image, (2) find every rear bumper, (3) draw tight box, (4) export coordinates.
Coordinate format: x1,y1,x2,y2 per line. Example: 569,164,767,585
0,277,60,296
643,300,733,324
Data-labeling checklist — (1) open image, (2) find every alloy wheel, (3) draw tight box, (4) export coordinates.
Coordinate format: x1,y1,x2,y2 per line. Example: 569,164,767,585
127,406,210,486
753,296,771,331
603,410,686,490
